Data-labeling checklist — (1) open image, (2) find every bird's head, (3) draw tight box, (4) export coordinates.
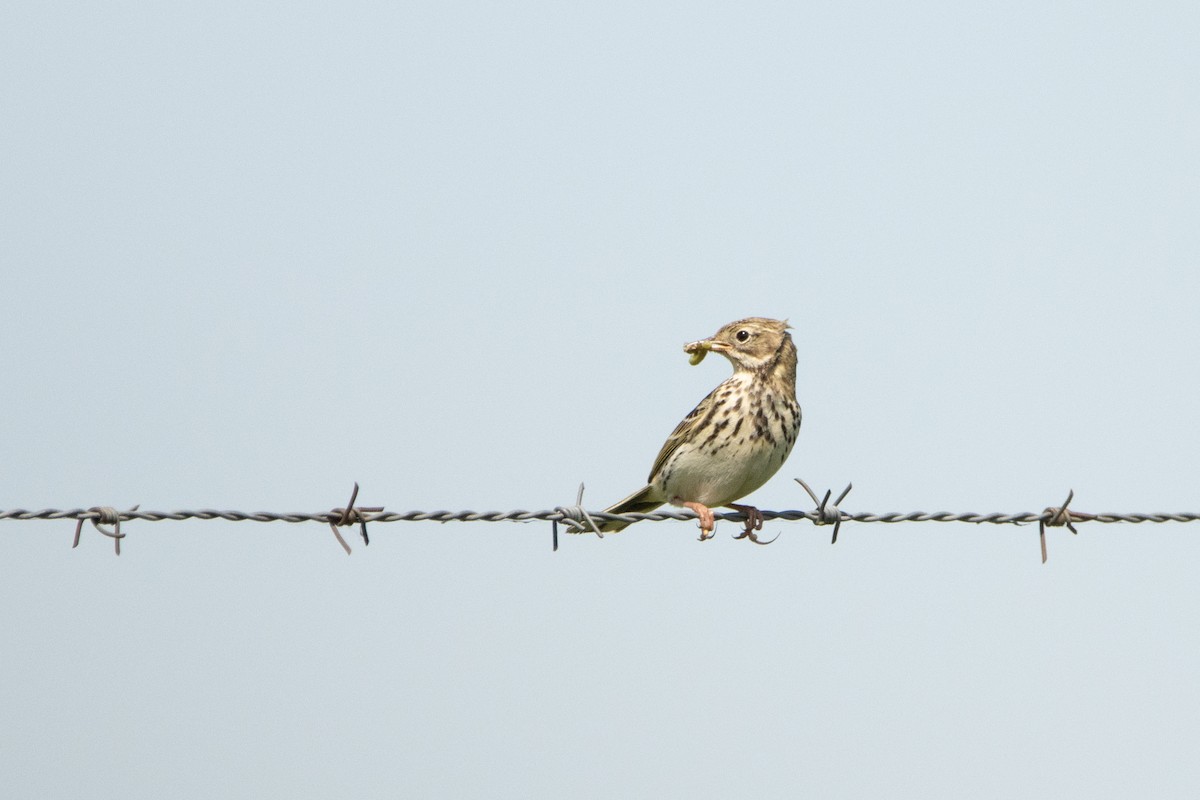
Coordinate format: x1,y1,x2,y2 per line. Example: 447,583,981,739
683,317,794,374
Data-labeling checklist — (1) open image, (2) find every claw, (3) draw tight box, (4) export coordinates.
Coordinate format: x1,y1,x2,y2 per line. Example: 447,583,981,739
683,501,716,541
732,529,780,545
729,503,764,531
728,503,778,545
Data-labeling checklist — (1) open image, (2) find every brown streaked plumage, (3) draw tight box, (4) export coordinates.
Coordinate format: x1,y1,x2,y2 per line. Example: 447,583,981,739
590,317,801,542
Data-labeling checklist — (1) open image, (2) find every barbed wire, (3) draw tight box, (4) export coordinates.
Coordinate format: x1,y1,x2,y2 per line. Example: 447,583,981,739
3,481,1199,562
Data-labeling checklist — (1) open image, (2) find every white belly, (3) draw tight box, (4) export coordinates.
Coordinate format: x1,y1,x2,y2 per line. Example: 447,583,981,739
653,419,796,508
662,451,776,507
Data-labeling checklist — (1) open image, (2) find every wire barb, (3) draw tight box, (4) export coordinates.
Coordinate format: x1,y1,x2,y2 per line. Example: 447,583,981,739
328,482,384,555
795,478,853,543
1038,489,1098,564
553,483,603,546
72,504,138,556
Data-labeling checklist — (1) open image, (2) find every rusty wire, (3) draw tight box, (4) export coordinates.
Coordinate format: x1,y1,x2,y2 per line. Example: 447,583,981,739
3,481,1200,561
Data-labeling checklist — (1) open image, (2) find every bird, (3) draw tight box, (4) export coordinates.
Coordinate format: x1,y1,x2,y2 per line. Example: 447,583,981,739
590,317,801,543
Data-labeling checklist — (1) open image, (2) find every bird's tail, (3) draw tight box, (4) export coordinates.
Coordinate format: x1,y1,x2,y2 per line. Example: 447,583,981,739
590,485,664,533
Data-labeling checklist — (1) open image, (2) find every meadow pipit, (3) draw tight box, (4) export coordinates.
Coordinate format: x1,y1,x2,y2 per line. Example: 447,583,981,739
594,317,800,542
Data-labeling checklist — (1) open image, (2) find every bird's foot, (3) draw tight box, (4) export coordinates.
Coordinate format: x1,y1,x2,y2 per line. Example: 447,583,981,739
683,501,716,541
729,503,779,545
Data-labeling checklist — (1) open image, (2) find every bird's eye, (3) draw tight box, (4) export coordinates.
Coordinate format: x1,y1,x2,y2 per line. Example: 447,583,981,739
736,329,751,342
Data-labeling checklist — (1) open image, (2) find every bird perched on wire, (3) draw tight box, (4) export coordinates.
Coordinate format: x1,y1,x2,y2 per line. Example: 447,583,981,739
591,317,800,543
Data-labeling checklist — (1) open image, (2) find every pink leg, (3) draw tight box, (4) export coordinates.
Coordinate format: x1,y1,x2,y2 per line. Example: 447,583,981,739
682,501,716,541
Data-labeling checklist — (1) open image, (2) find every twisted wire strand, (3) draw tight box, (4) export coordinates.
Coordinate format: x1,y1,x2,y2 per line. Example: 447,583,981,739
13,482,1195,561
2,507,1200,526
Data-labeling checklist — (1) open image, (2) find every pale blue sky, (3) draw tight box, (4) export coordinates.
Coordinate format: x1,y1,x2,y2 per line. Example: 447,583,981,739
4,2,1200,797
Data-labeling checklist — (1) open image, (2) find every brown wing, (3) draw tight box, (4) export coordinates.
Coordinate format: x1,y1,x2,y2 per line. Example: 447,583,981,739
646,382,724,482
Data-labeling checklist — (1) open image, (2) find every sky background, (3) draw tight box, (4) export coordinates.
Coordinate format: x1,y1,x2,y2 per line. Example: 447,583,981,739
3,1,1200,797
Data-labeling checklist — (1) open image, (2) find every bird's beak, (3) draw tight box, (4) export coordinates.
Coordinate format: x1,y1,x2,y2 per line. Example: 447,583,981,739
683,337,730,365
